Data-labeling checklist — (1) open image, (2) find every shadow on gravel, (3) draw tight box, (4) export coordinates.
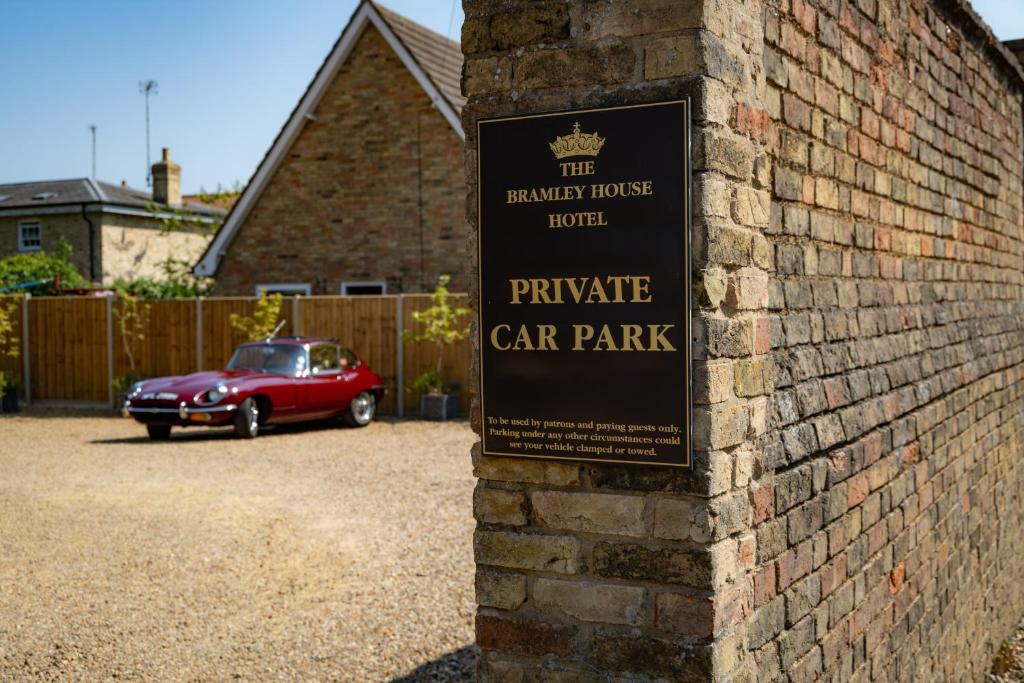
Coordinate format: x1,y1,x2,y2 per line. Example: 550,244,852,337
390,645,477,682
87,415,436,445
89,419,354,444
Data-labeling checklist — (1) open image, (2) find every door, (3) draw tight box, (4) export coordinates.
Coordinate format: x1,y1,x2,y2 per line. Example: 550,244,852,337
302,344,349,416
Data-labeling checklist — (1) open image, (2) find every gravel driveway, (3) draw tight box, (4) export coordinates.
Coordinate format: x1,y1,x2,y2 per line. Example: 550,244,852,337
0,409,478,682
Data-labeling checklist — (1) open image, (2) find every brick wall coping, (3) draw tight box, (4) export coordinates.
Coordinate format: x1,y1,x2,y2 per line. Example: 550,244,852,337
937,0,1024,88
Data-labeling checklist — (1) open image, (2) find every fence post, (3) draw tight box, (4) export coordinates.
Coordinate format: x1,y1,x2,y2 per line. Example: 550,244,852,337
21,293,30,404
396,294,404,418
196,297,204,371
106,295,114,408
293,295,301,337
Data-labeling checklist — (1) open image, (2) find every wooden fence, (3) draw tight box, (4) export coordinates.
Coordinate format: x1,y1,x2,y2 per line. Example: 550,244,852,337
1,294,472,415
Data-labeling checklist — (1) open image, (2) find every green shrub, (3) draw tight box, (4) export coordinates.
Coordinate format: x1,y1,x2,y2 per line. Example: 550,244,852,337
0,238,85,294
113,257,213,299
0,295,21,391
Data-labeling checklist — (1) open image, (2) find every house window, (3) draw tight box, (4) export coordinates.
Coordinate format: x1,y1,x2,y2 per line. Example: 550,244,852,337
255,283,311,296
17,221,42,252
341,281,387,295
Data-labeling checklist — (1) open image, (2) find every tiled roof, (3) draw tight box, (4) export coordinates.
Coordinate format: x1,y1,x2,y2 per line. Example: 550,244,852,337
375,2,465,113
0,178,225,216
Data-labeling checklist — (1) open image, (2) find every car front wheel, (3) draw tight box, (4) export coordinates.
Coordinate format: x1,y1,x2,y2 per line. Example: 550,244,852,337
147,425,171,441
343,391,375,427
234,398,259,439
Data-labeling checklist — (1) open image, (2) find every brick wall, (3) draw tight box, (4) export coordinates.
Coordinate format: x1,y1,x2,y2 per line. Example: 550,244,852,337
0,213,99,280
100,215,209,285
463,0,1024,681
214,25,468,296
0,212,210,286
754,0,1024,680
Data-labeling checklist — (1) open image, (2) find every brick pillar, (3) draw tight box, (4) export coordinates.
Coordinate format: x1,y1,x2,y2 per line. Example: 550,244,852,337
463,1,770,680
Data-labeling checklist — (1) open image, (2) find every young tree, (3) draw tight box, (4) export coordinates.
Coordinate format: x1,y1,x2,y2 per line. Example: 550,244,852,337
112,292,151,391
403,275,470,394
229,291,284,342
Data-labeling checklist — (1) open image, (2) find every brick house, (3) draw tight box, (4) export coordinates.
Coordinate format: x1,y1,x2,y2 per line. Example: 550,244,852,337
0,149,223,285
193,1,467,296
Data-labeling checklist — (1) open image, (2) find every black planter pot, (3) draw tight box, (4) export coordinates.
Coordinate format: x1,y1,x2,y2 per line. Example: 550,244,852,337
420,393,459,421
1,388,18,413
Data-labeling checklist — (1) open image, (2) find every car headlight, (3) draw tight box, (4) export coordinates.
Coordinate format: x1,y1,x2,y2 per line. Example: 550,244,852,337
205,382,228,403
201,382,229,405
128,382,144,399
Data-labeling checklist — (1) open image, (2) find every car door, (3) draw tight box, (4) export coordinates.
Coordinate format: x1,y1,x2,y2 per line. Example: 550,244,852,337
302,344,347,416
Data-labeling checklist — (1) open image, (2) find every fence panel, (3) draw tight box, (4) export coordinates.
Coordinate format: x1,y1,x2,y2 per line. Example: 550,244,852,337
299,296,398,415
16,294,472,415
402,294,472,414
113,299,198,383
0,296,24,393
201,298,293,371
29,297,109,402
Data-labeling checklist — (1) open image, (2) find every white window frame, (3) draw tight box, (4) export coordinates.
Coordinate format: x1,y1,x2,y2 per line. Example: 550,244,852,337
17,220,42,252
340,280,387,295
255,283,311,296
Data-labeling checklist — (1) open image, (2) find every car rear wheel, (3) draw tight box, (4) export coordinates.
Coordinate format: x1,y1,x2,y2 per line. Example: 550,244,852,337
234,398,259,439
343,391,375,427
147,425,171,441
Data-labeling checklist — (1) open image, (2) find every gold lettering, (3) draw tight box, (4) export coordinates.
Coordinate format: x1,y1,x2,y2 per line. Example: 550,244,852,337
633,276,652,303
572,324,594,351
585,278,610,303
565,278,585,303
507,275,654,304
529,278,556,304
607,275,629,301
593,325,618,351
621,324,644,351
648,324,676,351
560,160,595,177
537,325,558,350
547,211,607,228
490,324,511,350
513,326,534,351
510,279,529,304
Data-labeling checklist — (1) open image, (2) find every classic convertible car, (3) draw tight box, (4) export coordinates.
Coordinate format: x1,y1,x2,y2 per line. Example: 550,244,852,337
123,337,386,440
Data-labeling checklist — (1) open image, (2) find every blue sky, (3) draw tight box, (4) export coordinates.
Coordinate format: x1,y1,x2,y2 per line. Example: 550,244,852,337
0,1,1020,194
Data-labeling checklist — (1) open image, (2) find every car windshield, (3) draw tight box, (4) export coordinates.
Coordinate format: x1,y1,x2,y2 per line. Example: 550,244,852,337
227,344,308,376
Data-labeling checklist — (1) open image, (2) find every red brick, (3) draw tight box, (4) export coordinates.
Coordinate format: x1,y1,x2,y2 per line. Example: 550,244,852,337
889,562,905,594
754,564,777,607
752,481,776,524
847,472,869,508
476,614,575,658
654,592,714,637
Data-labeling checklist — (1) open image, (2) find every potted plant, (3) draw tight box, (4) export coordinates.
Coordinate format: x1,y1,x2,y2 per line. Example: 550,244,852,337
0,373,17,413
112,291,150,409
403,275,470,420
0,295,21,413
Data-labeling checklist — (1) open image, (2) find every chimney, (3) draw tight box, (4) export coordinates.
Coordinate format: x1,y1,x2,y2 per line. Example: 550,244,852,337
151,147,181,206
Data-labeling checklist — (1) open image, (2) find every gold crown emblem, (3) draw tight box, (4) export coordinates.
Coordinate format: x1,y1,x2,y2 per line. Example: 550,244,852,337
549,122,605,159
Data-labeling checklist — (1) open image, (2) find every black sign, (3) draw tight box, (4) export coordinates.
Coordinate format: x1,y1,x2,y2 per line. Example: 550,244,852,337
477,100,692,468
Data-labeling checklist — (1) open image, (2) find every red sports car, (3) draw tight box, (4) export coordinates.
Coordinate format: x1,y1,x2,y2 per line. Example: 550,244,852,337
123,337,386,440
